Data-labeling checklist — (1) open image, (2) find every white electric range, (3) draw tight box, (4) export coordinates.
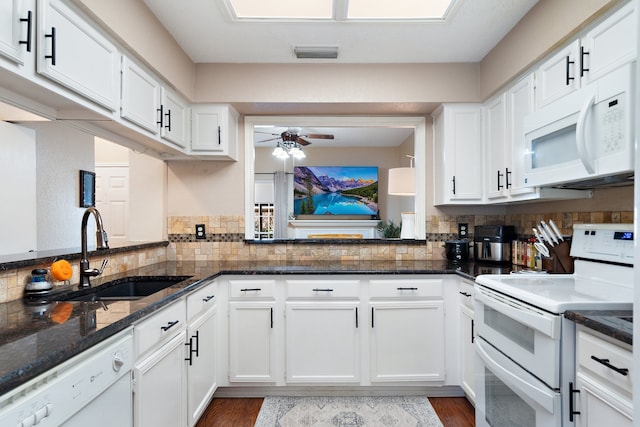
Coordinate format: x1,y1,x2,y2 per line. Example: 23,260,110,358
473,223,633,427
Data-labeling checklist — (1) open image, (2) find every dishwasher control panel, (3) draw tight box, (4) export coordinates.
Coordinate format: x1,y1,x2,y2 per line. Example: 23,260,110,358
0,328,133,427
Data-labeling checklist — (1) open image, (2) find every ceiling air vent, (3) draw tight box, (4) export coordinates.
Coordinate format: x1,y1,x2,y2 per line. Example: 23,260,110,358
294,46,339,59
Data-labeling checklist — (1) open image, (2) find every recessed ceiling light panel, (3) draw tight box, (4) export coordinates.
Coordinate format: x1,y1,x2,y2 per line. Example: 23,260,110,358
228,0,333,19
348,0,455,20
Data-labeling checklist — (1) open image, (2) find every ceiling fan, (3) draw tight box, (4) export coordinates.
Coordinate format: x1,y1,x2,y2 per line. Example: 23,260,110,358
255,128,334,146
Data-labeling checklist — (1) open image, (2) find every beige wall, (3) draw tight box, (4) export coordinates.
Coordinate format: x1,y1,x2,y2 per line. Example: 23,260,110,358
72,0,195,99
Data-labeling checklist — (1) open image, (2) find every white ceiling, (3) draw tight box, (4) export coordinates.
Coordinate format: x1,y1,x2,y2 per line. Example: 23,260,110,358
254,126,414,148
143,0,538,64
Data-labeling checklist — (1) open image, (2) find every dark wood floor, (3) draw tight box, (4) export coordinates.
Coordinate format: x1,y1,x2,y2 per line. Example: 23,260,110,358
196,396,475,427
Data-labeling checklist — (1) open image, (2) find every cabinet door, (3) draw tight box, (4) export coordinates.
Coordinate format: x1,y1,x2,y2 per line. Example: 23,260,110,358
37,0,119,111
581,1,636,84
121,56,161,134
369,301,444,382
285,302,360,383
432,104,483,205
0,0,31,65
191,105,238,159
229,301,275,382
484,94,508,201
535,40,580,108
575,373,632,427
186,307,217,427
506,73,537,196
133,332,186,427
460,304,475,404
161,87,189,148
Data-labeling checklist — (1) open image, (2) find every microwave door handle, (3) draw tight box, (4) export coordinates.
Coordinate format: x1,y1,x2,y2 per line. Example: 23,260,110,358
576,94,596,174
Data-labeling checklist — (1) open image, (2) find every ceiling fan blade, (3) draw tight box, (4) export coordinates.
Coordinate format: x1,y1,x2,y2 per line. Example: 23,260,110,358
296,137,312,146
303,134,334,140
256,137,281,143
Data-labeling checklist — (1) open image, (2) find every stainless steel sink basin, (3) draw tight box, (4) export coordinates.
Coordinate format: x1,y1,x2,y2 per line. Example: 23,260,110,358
64,276,192,301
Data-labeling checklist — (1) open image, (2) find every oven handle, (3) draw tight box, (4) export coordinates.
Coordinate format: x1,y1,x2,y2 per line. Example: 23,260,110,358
476,337,557,413
476,286,561,339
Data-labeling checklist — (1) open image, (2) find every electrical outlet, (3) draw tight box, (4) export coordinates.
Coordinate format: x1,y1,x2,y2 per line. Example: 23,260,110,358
458,223,468,238
195,224,206,239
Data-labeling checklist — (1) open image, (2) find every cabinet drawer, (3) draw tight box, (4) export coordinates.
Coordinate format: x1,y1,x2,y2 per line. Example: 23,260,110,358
186,280,217,321
134,299,186,358
577,328,632,394
229,279,276,298
286,279,360,298
369,279,442,298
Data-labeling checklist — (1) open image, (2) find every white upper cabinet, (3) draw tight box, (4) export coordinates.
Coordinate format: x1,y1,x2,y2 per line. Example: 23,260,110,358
432,104,484,205
37,0,119,111
121,56,161,134
161,87,190,149
484,93,508,201
0,0,33,66
536,1,636,109
191,104,239,160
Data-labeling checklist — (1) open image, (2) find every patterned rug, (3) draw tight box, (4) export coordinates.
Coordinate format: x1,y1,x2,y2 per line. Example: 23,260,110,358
254,395,444,426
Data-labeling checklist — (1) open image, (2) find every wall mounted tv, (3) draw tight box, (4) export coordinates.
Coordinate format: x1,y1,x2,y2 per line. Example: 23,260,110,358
293,166,379,217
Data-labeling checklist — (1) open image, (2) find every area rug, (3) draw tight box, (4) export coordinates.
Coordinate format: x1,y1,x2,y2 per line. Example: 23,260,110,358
254,395,444,426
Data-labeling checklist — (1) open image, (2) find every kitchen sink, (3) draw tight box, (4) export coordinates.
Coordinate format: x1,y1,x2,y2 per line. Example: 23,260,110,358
63,276,192,301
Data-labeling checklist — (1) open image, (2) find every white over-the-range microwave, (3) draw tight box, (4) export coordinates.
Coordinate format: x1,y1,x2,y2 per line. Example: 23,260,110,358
523,62,635,189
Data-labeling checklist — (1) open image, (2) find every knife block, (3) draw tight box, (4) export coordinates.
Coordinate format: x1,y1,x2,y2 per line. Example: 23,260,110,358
542,239,573,274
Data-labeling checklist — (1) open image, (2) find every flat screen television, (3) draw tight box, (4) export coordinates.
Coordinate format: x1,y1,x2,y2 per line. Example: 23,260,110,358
293,166,379,217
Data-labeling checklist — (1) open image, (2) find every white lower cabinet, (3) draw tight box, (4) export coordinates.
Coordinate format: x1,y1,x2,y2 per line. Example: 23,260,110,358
133,331,187,427
229,302,276,382
369,278,445,382
185,281,217,427
286,301,360,383
458,279,475,404
574,326,632,427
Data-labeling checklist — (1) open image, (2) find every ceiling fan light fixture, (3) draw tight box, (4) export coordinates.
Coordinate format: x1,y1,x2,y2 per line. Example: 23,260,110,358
294,46,339,59
290,146,306,159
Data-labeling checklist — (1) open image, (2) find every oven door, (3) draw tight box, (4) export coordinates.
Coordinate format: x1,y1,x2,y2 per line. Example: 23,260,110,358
476,336,561,427
475,285,561,388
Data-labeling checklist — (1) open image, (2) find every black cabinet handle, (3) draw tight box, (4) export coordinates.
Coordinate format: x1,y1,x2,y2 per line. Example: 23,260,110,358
452,176,456,195
565,55,575,86
165,109,172,131
590,355,629,376
218,126,221,145
157,105,164,127
355,307,358,328
505,168,511,189
270,307,273,329
19,10,32,52
371,307,375,328
459,291,472,297
397,287,418,291
185,339,193,366
471,319,474,344
45,27,56,65
580,46,590,77
202,295,215,303
497,170,504,190
193,330,199,357
160,320,179,331
312,288,334,292
569,382,580,422
241,288,262,292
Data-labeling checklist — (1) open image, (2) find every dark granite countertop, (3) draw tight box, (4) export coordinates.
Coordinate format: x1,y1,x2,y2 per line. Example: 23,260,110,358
565,310,633,346
0,258,513,396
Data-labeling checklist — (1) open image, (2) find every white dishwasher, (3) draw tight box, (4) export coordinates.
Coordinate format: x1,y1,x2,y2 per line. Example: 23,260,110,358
0,327,134,427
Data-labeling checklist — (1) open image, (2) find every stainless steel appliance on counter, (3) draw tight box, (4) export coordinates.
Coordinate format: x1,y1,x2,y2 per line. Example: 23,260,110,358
474,225,516,263
474,223,633,427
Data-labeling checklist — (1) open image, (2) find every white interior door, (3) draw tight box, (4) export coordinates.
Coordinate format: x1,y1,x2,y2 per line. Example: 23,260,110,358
95,165,129,246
